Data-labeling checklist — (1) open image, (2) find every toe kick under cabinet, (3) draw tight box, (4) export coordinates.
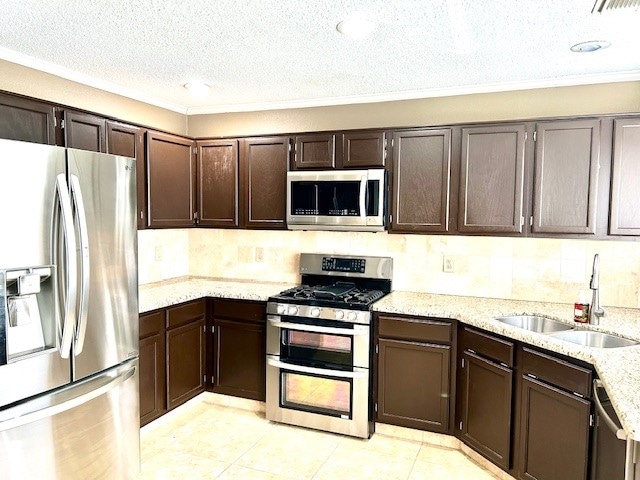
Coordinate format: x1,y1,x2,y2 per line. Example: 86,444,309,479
375,314,456,433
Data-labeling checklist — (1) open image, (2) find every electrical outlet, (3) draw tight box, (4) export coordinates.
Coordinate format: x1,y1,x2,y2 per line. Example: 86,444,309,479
443,255,454,273
155,246,163,261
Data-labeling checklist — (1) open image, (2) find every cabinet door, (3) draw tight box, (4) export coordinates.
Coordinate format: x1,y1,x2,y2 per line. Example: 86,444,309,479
63,110,106,152
139,333,166,426
533,119,600,234
166,318,205,410
377,338,450,432
518,375,591,480
0,92,55,144
196,139,239,227
342,131,386,168
459,124,526,233
460,351,512,469
610,118,640,235
107,121,146,229
293,133,336,169
240,136,289,229
146,131,196,228
213,318,265,401
391,129,452,232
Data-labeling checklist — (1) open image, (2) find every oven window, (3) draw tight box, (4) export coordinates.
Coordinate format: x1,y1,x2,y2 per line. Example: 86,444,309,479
281,371,352,418
282,330,353,368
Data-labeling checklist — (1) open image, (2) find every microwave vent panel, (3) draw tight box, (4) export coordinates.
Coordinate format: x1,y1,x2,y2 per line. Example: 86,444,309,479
592,0,640,12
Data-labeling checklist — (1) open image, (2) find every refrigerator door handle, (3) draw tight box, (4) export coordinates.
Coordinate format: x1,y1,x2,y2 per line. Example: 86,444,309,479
69,174,90,355
0,361,136,432
53,174,78,359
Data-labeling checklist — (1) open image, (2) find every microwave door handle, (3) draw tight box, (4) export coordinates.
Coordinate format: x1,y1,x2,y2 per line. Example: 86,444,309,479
267,316,368,336
359,175,367,220
69,175,90,355
53,174,77,359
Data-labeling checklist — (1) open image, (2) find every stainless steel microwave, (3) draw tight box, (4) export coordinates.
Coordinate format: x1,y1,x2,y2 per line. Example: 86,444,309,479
286,169,386,231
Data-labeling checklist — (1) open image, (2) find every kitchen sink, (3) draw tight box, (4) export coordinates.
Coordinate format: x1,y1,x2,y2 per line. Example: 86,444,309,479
548,330,639,349
495,315,574,333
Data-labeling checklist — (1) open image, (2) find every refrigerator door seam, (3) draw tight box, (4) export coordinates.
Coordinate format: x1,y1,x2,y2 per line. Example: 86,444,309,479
69,174,90,355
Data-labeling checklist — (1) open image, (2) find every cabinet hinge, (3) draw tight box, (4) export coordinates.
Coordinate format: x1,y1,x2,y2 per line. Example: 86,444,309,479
533,131,537,142
524,131,528,141
203,375,206,383
193,211,199,223
529,216,534,227
203,325,206,333
211,325,215,333
60,119,65,130
210,375,215,384
374,403,378,413
590,414,594,427
375,344,379,354
520,216,525,227
391,138,394,148
461,358,465,368
459,421,463,430
140,211,144,220
288,142,292,154
192,147,197,154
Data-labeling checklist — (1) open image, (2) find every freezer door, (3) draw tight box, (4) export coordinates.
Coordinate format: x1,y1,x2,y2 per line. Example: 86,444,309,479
67,149,138,381
0,358,140,480
0,139,71,406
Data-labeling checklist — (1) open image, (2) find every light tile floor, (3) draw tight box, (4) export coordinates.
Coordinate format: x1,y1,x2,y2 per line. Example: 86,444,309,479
138,394,502,480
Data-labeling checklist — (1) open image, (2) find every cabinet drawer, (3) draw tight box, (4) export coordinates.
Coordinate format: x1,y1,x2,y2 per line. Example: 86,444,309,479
462,327,514,367
166,299,206,329
214,299,266,323
522,347,592,397
139,310,164,339
378,315,452,344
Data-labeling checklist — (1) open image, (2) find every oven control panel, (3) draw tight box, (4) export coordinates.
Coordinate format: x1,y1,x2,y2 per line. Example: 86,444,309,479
322,257,365,273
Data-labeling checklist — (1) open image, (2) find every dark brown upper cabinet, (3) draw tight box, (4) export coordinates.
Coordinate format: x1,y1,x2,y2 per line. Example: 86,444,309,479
240,136,289,229
532,119,600,235
196,139,239,228
459,124,526,234
293,133,336,169
0,92,56,145
63,110,106,152
610,118,640,235
146,131,196,228
106,121,146,229
341,131,386,168
391,129,452,233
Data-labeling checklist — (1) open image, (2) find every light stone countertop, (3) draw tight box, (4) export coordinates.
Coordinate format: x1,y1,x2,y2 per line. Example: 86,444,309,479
373,291,640,442
138,277,640,441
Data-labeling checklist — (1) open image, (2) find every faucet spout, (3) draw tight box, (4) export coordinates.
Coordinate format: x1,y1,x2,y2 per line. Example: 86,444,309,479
589,254,605,325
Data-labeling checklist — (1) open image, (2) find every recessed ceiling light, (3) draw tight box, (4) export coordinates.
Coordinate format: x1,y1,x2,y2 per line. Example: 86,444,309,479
570,41,611,53
336,16,376,40
183,82,211,95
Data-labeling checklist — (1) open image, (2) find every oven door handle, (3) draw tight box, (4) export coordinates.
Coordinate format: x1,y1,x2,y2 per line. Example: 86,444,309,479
267,355,368,379
267,316,368,336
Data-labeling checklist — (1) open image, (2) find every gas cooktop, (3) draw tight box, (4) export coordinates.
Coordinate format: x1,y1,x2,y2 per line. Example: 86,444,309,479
269,281,388,310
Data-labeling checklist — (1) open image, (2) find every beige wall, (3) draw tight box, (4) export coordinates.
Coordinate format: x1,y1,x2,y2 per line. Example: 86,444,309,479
138,228,640,311
187,81,640,137
0,60,187,135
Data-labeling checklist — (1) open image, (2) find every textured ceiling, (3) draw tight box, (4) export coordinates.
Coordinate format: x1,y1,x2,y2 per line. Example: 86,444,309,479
1,0,639,114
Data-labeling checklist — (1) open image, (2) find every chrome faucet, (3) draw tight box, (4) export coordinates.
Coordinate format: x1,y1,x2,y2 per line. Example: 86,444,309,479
589,253,605,325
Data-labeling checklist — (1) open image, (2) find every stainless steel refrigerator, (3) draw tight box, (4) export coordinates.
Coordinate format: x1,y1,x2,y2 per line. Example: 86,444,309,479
0,138,139,479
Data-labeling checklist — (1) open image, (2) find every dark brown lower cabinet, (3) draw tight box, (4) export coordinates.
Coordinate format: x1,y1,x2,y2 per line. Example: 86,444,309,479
518,375,591,480
139,310,166,426
461,351,512,469
377,338,451,432
211,299,266,401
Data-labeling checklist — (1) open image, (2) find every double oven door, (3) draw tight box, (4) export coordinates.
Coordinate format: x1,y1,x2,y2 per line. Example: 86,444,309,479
265,311,372,438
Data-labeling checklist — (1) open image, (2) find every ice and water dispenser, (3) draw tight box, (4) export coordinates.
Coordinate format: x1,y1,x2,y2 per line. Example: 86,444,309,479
0,266,56,365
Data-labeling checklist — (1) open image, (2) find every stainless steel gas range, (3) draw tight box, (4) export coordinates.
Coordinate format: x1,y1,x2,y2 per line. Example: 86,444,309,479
266,253,393,439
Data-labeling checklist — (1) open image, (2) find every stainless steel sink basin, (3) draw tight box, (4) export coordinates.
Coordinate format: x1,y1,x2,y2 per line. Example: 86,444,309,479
495,315,574,333
549,330,639,348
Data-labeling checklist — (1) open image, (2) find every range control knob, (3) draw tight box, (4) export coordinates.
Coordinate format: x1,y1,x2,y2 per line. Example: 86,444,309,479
310,307,321,317
287,305,299,316
335,310,345,320
276,304,286,315
347,311,358,322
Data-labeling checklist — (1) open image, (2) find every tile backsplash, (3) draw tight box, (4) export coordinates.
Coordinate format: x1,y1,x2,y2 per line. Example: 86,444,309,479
139,229,640,309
